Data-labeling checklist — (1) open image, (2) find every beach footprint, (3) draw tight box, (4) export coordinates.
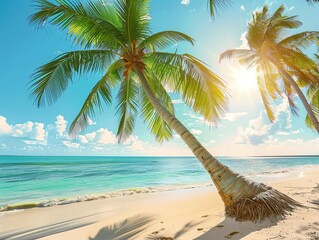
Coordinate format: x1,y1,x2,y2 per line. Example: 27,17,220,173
224,231,240,239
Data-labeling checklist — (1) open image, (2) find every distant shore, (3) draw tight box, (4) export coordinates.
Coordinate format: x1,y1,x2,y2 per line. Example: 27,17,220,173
1,166,319,240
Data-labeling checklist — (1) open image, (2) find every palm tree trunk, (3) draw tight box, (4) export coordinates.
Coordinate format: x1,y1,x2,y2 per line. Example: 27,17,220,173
275,64,319,134
135,66,300,221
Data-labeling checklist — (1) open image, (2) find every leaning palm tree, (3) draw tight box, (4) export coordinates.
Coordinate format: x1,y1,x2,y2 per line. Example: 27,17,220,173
29,0,300,221
306,84,319,129
207,0,319,17
220,5,319,133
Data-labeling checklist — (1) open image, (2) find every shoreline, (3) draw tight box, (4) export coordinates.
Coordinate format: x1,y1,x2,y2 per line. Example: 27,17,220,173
0,167,318,239
1,164,318,212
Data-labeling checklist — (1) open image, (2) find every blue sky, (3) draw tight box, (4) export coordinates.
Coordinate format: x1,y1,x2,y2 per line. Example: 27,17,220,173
0,0,318,156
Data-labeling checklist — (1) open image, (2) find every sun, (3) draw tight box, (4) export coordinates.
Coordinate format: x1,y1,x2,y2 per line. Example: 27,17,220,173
233,67,258,92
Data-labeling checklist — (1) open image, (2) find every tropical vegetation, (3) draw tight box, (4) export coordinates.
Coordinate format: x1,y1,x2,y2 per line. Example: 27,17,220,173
29,0,300,221
220,5,319,133
207,0,319,17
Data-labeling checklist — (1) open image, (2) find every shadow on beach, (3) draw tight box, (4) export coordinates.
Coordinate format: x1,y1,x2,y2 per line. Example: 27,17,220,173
88,214,154,240
195,217,278,240
0,213,98,240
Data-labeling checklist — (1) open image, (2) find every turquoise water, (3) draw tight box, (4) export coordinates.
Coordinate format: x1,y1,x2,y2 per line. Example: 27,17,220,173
0,155,319,206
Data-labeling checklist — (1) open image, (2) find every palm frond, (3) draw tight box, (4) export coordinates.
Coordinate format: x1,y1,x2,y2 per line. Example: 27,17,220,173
145,52,228,124
279,46,319,84
279,31,319,49
208,0,232,17
140,71,174,142
69,60,124,138
265,7,302,42
238,54,258,69
304,83,319,130
308,86,319,115
305,114,314,129
30,0,125,49
281,79,299,116
219,49,254,63
257,74,276,122
306,0,319,4
115,76,140,143
115,0,150,44
29,50,115,107
139,31,194,52
259,60,281,100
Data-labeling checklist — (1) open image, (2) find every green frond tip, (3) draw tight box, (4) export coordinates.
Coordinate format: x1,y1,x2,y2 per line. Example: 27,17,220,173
306,0,319,4
115,77,139,144
29,0,125,49
115,0,151,43
28,50,115,108
139,31,194,52
141,71,175,143
208,0,232,18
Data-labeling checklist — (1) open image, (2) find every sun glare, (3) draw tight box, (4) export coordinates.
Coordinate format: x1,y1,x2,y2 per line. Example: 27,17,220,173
233,67,258,92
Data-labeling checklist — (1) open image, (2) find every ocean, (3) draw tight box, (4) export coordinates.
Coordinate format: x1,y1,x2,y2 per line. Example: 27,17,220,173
1,155,319,207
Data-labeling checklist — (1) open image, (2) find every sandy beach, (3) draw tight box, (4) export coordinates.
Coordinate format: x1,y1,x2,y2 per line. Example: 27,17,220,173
0,167,318,240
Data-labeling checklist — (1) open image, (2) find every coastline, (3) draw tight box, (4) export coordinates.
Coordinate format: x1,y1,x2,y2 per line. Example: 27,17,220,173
1,164,317,212
1,166,319,240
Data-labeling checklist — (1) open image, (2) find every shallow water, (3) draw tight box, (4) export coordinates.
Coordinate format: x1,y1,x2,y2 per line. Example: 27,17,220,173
1,155,318,206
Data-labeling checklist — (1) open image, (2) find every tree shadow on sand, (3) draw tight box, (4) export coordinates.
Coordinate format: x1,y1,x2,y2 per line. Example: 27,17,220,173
0,213,99,240
195,217,278,240
88,214,154,240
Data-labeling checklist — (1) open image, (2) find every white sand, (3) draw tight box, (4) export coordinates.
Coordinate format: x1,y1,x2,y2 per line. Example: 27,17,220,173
1,167,318,240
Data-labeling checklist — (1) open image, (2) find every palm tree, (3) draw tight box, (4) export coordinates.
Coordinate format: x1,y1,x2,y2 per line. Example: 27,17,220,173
306,84,319,129
29,0,300,221
220,5,319,133
207,0,318,17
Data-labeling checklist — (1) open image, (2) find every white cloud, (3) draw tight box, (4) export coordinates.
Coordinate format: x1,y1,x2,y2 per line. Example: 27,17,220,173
34,123,46,141
78,135,89,144
13,122,33,136
77,128,117,145
289,6,294,11
181,0,190,5
0,116,12,134
264,136,278,144
240,5,245,11
24,140,46,145
236,100,294,145
85,132,97,141
173,134,181,139
95,128,117,144
172,99,183,104
277,130,300,136
87,116,96,126
62,141,80,148
222,112,248,121
238,31,248,49
55,115,68,137
287,138,303,144
183,112,204,122
191,128,202,135
265,0,274,7
0,116,48,144
124,135,145,151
